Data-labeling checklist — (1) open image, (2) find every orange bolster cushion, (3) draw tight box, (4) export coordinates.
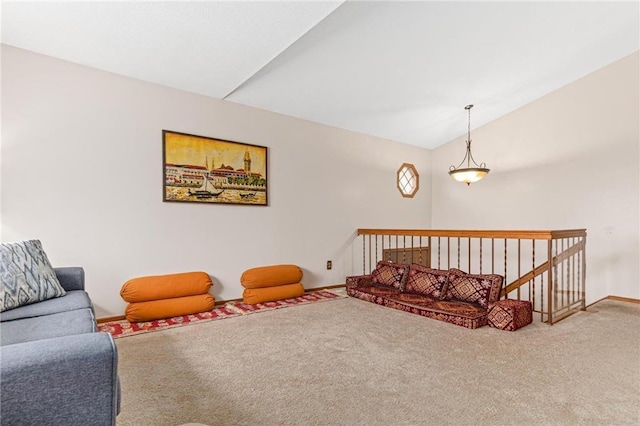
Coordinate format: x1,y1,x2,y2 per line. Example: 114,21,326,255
240,264,303,289
120,271,212,303
242,283,304,304
125,294,215,323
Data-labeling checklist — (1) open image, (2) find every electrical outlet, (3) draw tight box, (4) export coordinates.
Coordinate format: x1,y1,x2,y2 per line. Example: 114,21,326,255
326,260,332,270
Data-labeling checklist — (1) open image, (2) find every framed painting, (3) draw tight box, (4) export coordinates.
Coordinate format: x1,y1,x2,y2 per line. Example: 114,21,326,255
163,130,268,206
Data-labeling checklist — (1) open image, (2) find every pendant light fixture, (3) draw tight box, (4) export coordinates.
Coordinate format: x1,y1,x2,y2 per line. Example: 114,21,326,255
448,104,490,185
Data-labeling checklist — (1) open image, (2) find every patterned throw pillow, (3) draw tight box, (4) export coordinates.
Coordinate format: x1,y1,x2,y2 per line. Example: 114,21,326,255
405,264,449,299
0,240,66,312
445,269,503,308
371,261,409,290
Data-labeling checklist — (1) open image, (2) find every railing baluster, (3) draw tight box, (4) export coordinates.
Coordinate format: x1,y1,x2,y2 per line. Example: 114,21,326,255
491,239,495,274
411,235,415,265
571,237,576,305
479,237,483,274
562,238,573,307
517,239,521,300
402,235,406,264
375,234,379,266
581,236,586,310
561,238,565,310
504,238,508,296
368,235,372,273
548,239,554,325
532,239,537,320
468,237,471,273
540,243,551,321
426,236,430,267
362,234,366,275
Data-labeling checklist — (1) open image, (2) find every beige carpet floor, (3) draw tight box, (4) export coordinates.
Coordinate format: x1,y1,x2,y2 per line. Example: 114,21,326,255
115,298,640,426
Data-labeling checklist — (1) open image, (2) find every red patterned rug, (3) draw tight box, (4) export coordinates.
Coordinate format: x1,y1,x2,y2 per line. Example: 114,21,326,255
99,289,345,338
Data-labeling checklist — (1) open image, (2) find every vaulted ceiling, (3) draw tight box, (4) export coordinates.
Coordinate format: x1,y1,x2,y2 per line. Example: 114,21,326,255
2,1,638,149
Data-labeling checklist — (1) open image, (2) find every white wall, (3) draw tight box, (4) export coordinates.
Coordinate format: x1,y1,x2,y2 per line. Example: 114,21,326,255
432,52,640,303
3,45,637,316
1,45,432,316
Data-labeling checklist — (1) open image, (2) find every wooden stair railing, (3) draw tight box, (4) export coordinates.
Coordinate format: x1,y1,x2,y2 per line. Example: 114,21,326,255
502,239,585,296
502,261,550,296
354,228,587,325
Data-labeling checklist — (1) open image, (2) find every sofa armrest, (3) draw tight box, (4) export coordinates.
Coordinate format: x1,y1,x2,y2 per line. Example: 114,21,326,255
54,267,85,291
1,332,119,426
346,274,373,289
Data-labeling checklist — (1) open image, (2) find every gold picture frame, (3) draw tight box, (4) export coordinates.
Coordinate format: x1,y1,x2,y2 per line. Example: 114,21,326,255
163,130,268,206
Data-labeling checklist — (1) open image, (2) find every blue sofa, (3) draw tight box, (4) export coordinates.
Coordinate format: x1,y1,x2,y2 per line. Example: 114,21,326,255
0,267,120,426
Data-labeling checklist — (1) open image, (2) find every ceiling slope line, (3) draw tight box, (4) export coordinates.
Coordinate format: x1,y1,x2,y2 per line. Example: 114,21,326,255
222,1,345,101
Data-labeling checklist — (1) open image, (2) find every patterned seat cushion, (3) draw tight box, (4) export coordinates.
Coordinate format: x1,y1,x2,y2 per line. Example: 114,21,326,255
0,240,66,312
445,269,503,309
347,286,488,329
386,292,437,308
370,261,409,290
405,264,449,299
424,300,488,320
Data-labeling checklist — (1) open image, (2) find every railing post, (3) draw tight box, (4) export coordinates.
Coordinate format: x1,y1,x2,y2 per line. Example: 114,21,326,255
581,237,587,311
547,239,554,325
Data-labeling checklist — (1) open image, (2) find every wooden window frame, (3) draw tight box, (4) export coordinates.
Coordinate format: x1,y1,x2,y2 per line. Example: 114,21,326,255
397,163,419,198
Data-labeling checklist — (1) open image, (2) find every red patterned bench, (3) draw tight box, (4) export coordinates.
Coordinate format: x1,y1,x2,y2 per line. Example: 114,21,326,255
347,261,527,330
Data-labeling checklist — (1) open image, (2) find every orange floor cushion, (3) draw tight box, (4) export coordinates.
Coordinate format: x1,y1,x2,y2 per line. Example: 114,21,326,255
240,264,303,289
242,283,304,304
125,293,215,323
120,271,212,303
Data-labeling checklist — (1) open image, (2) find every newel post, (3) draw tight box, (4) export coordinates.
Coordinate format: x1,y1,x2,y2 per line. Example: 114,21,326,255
547,239,554,325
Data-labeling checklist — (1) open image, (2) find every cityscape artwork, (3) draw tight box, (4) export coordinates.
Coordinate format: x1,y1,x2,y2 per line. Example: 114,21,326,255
163,130,268,206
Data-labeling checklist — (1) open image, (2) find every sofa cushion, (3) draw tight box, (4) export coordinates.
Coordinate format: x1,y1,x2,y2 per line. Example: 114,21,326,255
370,261,409,290
120,271,212,303
0,308,96,346
405,265,449,299
241,264,303,289
0,240,66,312
0,290,92,322
445,269,503,308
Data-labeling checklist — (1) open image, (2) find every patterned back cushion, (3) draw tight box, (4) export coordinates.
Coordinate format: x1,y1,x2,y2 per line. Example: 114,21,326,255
405,264,449,299
445,269,503,308
371,261,409,290
0,240,66,312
